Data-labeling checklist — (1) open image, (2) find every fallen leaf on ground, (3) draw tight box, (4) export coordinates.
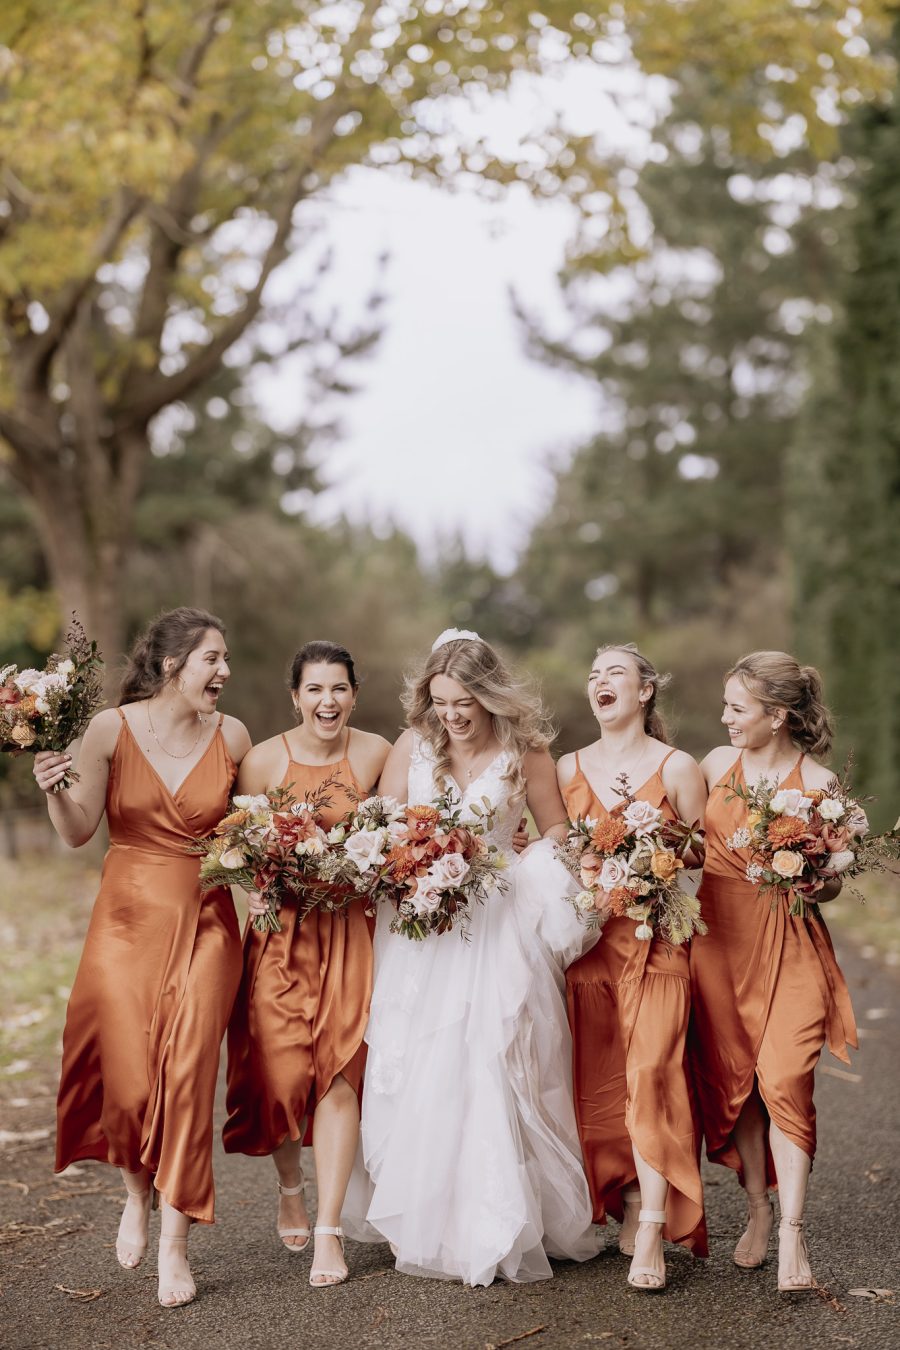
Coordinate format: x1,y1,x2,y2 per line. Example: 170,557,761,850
485,1328,547,1350
55,1284,104,1302
848,1288,894,1300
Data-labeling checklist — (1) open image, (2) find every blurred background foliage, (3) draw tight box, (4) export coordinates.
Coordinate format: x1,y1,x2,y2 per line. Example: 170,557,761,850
0,3,898,829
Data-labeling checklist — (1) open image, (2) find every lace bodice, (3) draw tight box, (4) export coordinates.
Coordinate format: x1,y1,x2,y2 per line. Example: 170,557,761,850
408,734,521,856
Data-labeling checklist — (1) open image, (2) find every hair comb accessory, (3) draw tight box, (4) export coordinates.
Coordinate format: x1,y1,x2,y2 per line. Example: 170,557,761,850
431,628,482,653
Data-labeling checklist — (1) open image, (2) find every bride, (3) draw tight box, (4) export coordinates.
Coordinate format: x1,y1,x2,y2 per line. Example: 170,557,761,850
343,630,601,1285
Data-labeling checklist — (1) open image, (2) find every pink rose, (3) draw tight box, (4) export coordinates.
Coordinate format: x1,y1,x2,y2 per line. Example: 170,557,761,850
771,849,804,879
621,799,663,836
599,857,631,891
425,853,471,890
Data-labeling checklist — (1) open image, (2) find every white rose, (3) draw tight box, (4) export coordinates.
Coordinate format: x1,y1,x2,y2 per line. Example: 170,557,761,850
295,830,328,857
387,819,410,845
818,798,845,822
12,668,42,692
219,847,248,869
599,857,630,891
574,891,596,914
622,800,663,836
54,659,75,680
770,789,813,819
327,824,346,844
411,877,443,915
34,695,50,715
425,853,470,890
233,793,271,813
344,827,388,873
771,849,804,879
822,849,855,874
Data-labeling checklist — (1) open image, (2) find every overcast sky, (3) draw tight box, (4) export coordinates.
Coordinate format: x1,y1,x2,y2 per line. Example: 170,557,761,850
252,62,665,571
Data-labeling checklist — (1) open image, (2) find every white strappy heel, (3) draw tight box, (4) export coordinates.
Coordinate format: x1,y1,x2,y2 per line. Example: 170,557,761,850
626,1209,667,1291
309,1225,348,1287
276,1176,310,1252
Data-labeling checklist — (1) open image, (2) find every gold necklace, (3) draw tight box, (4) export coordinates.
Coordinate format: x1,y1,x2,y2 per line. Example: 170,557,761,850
459,741,495,780
146,702,204,759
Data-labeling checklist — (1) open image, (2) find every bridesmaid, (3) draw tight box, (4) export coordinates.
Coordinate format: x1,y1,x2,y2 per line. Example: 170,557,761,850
558,643,708,1291
223,640,389,1288
33,608,251,1308
690,651,857,1291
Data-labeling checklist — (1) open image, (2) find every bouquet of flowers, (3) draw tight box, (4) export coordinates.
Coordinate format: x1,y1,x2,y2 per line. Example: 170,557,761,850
320,789,508,940
189,776,353,932
557,776,706,945
725,771,899,917
0,617,104,791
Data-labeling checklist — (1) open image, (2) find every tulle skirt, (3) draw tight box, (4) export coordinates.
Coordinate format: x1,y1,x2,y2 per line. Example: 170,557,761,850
343,840,601,1285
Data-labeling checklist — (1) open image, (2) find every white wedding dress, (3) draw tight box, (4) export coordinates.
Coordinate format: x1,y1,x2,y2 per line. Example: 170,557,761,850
342,736,601,1285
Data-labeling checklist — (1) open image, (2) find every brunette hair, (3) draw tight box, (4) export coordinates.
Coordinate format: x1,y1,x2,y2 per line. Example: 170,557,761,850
403,636,553,799
119,608,226,704
727,651,833,757
594,642,671,744
290,640,359,691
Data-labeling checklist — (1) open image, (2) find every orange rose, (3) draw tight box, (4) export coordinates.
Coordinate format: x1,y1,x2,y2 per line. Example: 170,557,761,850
579,849,604,890
215,808,250,835
650,849,683,881
589,817,629,854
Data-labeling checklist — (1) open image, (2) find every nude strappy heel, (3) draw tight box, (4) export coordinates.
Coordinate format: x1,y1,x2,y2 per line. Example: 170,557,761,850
626,1210,667,1291
310,1225,348,1287
157,1233,196,1308
733,1191,774,1269
777,1216,815,1292
276,1176,311,1252
115,1178,157,1270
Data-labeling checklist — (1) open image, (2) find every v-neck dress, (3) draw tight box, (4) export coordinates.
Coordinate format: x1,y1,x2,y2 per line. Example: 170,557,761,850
55,709,242,1223
563,751,707,1255
689,754,857,1179
223,744,374,1155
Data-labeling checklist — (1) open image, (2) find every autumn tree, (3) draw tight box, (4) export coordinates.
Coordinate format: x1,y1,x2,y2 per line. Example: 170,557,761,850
0,0,891,665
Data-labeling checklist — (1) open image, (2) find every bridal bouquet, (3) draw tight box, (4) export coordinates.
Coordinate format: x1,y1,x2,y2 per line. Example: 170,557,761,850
558,778,706,945
189,776,353,932
324,789,508,940
725,772,898,917
0,617,104,791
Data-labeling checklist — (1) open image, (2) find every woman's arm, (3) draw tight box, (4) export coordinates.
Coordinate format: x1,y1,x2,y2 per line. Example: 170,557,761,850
32,708,120,847
524,748,568,842
662,750,708,867
377,728,414,804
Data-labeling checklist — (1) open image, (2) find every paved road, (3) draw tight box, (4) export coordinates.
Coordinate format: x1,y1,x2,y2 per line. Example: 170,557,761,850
2,937,898,1350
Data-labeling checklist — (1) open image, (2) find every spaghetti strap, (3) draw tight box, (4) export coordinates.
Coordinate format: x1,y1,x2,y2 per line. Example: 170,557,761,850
656,747,678,775
115,707,126,723
281,733,292,759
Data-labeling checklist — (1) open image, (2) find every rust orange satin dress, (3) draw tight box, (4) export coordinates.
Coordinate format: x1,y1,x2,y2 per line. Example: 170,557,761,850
689,753,858,1181
55,711,242,1223
564,752,707,1255
223,744,374,1155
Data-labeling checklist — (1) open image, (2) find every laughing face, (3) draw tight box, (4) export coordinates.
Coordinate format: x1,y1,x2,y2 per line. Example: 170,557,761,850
166,628,230,713
587,650,650,728
429,673,492,745
293,661,356,740
721,674,783,750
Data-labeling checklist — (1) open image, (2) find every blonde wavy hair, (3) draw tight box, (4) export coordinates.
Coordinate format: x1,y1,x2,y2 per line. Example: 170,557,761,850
403,637,554,800
727,651,834,758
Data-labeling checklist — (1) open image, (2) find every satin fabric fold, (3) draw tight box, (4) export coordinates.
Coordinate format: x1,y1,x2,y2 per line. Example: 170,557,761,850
223,754,373,1155
564,756,707,1254
689,755,858,1181
55,713,241,1223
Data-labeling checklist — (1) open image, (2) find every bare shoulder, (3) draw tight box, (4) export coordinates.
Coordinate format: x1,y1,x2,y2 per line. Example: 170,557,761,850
661,747,703,784
556,750,578,790
699,744,739,786
348,728,392,789
220,714,252,762
800,756,835,792
84,706,124,757
389,727,416,756
239,732,284,771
